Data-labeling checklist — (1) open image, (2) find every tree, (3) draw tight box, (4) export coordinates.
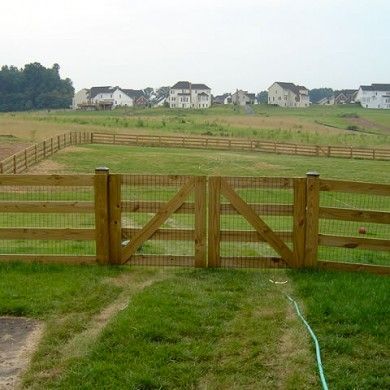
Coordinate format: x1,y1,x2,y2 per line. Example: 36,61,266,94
309,88,334,104
0,62,74,111
256,90,268,104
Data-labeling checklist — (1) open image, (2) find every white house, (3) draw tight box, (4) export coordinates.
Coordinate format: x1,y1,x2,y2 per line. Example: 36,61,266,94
169,81,211,109
213,93,232,105
89,86,134,107
268,82,310,107
72,88,89,109
355,84,390,109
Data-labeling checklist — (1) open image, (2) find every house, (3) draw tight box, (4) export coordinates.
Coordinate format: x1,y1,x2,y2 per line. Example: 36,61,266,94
169,81,211,109
268,82,310,107
317,96,335,105
231,90,257,105
355,84,390,109
334,90,357,104
72,86,147,109
213,93,232,105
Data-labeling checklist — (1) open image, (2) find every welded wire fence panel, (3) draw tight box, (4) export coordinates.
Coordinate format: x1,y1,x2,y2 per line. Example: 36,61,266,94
120,175,196,266
219,177,294,268
318,182,390,266
0,176,96,260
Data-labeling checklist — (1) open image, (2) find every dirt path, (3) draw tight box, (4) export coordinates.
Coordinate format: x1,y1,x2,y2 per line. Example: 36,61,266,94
0,317,43,390
0,143,32,162
350,117,390,133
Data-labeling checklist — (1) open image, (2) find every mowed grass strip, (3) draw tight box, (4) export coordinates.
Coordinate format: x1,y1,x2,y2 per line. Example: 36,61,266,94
289,269,390,389
40,269,317,389
34,143,390,183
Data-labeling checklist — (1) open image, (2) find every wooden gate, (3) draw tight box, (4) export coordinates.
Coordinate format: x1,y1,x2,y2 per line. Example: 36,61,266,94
207,176,306,268
118,175,206,267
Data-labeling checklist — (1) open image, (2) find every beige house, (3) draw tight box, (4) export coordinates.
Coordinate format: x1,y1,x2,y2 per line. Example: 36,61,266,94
268,82,310,107
231,90,257,105
169,81,211,109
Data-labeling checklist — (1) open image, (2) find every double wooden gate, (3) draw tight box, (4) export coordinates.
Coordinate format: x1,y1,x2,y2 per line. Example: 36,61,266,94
95,170,309,268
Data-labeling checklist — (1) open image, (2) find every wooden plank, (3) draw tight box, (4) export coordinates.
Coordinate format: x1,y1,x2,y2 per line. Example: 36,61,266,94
317,260,390,275
121,201,195,214
94,168,110,265
108,174,122,264
318,234,390,251
121,178,195,263
221,256,286,268
305,173,320,267
122,228,194,241
0,255,96,264
0,228,95,240
220,230,292,242
208,177,221,267
320,179,390,196
319,207,390,224
224,176,294,189
293,178,306,268
0,201,94,213
194,176,207,267
220,178,295,266
220,203,293,215
121,174,192,186
0,175,94,187
128,255,194,267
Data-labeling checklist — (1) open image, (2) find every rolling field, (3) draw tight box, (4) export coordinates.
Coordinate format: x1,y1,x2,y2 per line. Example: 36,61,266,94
0,106,389,389
1,104,389,147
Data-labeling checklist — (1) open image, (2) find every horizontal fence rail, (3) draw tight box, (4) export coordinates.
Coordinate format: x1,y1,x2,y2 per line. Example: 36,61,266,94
0,170,389,275
1,131,390,176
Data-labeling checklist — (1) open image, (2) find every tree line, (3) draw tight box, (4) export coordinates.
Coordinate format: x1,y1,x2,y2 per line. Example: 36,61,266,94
0,62,74,112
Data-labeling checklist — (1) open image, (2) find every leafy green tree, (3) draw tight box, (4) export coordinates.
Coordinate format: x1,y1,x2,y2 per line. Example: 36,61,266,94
256,90,268,104
309,88,333,103
0,62,74,111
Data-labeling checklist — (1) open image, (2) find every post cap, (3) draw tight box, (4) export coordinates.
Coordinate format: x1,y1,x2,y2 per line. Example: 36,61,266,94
306,171,320,177
95,166,110,173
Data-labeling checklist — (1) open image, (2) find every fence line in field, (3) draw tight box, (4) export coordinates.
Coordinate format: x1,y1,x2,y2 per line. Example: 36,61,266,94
1,131,390,175
0,170,389,275
0,132,92,174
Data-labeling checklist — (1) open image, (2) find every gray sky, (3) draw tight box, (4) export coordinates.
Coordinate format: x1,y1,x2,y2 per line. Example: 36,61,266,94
2,0,389,94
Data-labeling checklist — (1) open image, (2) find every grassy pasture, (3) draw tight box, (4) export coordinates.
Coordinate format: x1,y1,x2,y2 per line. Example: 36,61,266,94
1,104,389,147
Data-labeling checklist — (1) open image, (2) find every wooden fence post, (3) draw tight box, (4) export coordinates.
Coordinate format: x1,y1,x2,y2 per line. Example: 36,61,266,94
194,176,207,267
305,171,320,267
208,176,221,267
108,174,122,264
293,178,307,267
94,167,110,264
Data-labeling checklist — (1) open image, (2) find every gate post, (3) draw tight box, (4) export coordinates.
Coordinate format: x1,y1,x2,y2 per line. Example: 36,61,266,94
305,171,320,267
208,177,221,267
194,176,207,267
293,178,307,267
108,174,122,264
94,167,110,264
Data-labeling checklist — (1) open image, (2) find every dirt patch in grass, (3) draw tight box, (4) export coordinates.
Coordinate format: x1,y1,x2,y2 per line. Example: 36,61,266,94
0,317,43,389
25,159,67,174
349,117,390,133
0,142,32,161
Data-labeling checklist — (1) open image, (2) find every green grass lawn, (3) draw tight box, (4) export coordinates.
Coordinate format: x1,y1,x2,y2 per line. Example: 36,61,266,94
1,263,388,389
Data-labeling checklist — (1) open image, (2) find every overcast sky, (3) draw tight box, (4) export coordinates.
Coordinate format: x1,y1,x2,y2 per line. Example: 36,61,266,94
1,0,389,94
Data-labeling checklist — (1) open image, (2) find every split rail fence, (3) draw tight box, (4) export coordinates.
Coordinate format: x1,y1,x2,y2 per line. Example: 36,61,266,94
0,170,389,274
1,130,390,176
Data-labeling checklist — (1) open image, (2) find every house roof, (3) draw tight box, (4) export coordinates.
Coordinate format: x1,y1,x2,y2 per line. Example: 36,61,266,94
198,92,209,96
172,81,191,89
192,83,211,90
360,84,390,91
171,81,211,90
121,89,145,99
273,82,309,95
90,86,116,99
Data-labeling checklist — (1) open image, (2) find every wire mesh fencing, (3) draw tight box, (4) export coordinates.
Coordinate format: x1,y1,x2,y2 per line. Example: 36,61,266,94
0,175,96,262
318,179,390,267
